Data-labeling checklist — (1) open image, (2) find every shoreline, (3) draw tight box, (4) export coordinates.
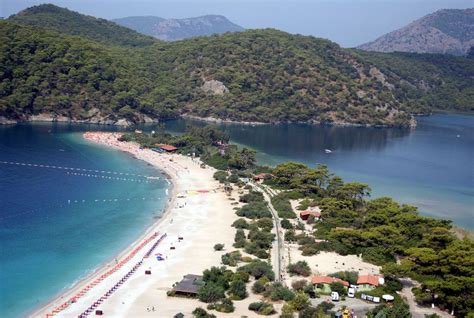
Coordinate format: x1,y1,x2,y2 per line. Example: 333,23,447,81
31,132,242,317
29,133,179,317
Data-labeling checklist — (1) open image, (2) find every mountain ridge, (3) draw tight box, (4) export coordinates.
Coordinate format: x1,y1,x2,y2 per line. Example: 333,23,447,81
113,14,244,41
8,4,155,47
1,5,472,127
358,8,474,56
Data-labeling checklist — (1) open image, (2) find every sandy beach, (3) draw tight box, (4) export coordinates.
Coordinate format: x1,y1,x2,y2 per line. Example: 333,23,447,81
31,132,256,317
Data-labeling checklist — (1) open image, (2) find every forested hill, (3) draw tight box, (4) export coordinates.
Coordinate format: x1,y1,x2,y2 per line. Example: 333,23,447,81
1,5,472,126
7,4,155,47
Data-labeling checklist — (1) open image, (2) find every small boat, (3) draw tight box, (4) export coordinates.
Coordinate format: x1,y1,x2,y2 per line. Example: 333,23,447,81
324,149,332,154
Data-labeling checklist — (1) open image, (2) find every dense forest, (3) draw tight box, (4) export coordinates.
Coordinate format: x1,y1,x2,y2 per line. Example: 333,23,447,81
1,4,473,126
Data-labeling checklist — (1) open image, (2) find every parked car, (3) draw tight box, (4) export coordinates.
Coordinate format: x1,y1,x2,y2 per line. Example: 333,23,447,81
331,291,340,301
347,287,356,298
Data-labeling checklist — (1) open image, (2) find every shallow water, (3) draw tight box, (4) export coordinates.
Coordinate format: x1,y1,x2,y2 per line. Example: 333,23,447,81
0,123,168,317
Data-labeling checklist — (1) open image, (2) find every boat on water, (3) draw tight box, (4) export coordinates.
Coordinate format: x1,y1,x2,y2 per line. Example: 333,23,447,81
325,149,332,154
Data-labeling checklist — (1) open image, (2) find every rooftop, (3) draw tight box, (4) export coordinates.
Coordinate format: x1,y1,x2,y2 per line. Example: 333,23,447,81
357,275,383,286
172,274,203,294
311,275,349,287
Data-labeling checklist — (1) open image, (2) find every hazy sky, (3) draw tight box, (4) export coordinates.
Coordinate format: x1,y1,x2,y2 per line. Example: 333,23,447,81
1,0,472,47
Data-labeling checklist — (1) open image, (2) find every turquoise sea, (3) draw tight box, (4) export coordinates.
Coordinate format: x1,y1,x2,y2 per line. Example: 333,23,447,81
0,114,472,317
0,124,169,317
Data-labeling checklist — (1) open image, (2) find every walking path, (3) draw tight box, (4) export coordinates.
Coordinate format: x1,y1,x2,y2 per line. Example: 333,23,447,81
399,278,452,318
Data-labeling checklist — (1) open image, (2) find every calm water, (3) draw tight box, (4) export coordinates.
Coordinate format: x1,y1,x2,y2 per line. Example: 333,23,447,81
0,114,472,317
162,114,474,228
0,124,168,317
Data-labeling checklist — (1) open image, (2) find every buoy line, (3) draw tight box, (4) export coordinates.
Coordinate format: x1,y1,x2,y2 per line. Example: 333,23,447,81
0,160,161,181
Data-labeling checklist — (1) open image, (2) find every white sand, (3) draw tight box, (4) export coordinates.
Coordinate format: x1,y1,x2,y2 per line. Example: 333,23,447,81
32,132,267,317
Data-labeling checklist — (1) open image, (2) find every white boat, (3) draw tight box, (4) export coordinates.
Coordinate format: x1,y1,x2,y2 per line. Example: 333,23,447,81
324,149,332,154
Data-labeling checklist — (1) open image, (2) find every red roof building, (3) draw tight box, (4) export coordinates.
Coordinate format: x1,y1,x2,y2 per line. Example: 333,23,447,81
253,173,269,181
157,144,178,152
357,275,383,286
311,276,349,287
300,210,321,221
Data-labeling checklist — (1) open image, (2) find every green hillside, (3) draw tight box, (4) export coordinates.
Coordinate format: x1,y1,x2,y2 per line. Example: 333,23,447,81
7,4,155,47
1,5,472,126
0,21,169,122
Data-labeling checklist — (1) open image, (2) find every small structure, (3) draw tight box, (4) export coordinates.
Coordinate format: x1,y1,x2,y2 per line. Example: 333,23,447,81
156,144,178,152
300,210,321,221
357,275,384,291
312,276,349,294
253,173,269,182
171,274,203,297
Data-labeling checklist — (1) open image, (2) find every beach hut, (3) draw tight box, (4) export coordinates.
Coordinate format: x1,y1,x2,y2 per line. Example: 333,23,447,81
299,210,321,221
171,274,203,297
253,173,269,182
357,275,384,291
156,144,178,152
311,276,349,294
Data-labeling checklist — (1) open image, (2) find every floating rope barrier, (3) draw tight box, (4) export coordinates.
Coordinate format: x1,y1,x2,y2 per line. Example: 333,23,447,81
47,233,167,317
0,160,161,180
66,171,152,183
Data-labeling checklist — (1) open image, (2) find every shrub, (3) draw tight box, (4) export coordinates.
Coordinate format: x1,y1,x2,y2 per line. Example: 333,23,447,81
287,261,311,277
330,282,346,295
228,280,248,300
241,256,253,262
192,307,216,318
236,201,272,219
214,243,224,251
255,249,270,259
301,245,320,256
285,229,297,242
221,251,241,266
197,283,225,303
240,191,264,203
252,280,266,294
233,229,247,248
214,298,235,313
256,217,274,231
232,271,250,283
329,271,358,285
232,218,249,229
291,279,308,291
228,173,240,183
238,259,275,281
205,154,229,170
271,194,296,218
267,282,295,301
248,302,276,315
288,292,311,311
213,170,228,183
281,219,293,229
202,266,232,290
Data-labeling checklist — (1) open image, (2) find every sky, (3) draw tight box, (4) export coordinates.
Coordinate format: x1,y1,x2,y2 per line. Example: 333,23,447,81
1,0,472,47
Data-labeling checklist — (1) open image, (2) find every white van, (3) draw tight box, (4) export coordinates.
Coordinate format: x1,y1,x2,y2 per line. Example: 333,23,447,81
347,287,356,298
331,291,340,301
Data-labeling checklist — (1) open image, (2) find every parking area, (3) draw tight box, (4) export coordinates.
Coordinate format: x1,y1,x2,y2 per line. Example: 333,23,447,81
311,296,379,317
